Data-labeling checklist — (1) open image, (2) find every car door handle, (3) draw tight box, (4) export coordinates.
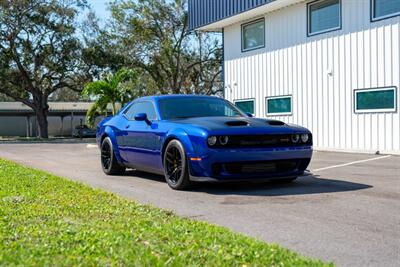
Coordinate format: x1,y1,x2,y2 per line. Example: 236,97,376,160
125,125,130,129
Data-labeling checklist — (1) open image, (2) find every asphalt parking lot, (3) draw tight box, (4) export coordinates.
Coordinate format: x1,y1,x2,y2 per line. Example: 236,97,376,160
0,143,399,267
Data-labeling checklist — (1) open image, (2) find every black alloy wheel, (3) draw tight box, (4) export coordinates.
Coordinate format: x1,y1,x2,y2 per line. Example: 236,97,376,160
101,137,126,175
163,140,191,190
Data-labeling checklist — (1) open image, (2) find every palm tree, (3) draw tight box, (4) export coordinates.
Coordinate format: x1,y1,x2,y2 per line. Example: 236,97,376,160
82,68,138,127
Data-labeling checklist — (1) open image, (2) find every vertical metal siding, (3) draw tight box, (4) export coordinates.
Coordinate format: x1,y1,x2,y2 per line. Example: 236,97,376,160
188,0,277,30
224,0,400,153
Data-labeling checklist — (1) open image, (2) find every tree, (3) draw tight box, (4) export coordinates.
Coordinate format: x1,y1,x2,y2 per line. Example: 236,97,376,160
0,93,13,101
80,10,127,80
82,68,139,127
188,32,223,95
104,0,222,95
48,87,82,102
0,0,89,138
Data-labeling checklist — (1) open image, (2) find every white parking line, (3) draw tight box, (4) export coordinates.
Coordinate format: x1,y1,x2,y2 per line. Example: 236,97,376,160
86,144,98,149
313,155,391,172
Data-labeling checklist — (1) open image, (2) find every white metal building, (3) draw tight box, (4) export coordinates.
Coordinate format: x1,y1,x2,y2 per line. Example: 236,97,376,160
189,0,400,154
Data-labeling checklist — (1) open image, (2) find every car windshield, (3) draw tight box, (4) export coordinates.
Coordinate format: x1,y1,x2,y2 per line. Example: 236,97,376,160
158,97,244,120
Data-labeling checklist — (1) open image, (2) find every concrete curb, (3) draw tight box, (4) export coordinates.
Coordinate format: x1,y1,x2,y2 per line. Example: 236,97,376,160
0,138,96,144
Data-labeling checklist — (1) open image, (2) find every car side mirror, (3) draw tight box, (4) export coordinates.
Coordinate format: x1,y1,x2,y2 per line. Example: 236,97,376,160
245,112,253,118
134,113,151,125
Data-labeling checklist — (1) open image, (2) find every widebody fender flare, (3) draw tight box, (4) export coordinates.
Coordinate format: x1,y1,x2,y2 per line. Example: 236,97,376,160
162,128,197,161
102,125,125,164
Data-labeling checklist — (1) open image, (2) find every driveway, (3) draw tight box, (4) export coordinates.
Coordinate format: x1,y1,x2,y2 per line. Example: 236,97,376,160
0,143,399,267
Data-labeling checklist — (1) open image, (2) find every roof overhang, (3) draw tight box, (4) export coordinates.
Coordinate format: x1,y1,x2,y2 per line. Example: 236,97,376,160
0,102,112,115
197,0,304,32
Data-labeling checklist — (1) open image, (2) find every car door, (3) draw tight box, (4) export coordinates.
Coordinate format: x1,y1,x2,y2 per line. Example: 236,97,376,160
120,101,162,173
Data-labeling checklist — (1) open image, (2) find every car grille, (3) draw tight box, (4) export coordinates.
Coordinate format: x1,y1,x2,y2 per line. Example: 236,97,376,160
211,159,310,176
211,134,312,148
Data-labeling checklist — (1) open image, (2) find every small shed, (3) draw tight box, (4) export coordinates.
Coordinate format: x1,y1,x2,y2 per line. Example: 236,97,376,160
0,102,109,137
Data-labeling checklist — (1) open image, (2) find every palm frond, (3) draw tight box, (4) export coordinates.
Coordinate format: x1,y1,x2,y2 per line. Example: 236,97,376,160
86,97,110,128
82,80,112,97
82,68,140,126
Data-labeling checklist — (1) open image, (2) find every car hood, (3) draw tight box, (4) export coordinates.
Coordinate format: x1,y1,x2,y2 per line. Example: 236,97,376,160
169,117,310,135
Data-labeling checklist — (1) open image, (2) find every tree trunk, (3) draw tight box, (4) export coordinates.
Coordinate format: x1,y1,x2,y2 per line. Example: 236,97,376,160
35,107,49,139
111,102,116,115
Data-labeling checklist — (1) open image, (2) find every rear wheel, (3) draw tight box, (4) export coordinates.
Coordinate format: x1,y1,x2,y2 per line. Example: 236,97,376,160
101,137,126,175
163,140,192,190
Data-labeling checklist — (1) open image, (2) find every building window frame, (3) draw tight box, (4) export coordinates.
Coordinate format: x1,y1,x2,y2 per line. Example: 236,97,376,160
307,0,342,37
241,18,265,52
265,95,293,116
354,87,397,114
234,98,255,115
370,0,400,22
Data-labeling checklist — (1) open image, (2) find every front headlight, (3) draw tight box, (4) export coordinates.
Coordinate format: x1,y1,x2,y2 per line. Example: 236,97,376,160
301,134,309,143
291,134,300,143
219,136,229,145
207,136,217,146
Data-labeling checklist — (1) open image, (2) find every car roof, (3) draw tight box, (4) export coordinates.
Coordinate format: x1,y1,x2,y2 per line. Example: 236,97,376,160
134,94,222,102
119,94,227,115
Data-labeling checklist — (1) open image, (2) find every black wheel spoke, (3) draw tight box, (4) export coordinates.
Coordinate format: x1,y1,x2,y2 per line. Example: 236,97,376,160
101,142,112,170
166,152,175,163
165,146,184,184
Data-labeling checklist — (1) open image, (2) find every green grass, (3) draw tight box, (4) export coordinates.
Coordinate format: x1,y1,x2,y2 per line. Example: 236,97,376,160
0,159,332,266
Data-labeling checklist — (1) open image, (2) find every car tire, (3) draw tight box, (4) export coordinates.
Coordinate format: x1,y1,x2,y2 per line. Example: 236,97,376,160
101,137,126,175
163,139,192,190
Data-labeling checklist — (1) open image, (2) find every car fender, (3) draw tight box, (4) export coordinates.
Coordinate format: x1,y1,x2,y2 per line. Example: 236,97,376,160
102,125,124,164
162,128,196,159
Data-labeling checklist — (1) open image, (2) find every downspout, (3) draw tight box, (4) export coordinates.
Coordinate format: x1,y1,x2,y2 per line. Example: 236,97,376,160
221,28,225,99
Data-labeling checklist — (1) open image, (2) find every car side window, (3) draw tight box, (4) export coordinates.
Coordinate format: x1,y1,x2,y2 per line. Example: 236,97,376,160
124,101,157,121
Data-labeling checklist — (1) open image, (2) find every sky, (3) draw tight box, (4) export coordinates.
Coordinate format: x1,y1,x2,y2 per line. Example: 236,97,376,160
87,0,110,22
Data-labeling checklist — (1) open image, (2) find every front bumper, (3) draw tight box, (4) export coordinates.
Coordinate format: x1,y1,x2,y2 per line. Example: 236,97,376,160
187,146,313,182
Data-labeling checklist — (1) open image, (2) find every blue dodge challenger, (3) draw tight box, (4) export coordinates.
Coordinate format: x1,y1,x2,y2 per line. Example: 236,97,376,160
96,95,313,190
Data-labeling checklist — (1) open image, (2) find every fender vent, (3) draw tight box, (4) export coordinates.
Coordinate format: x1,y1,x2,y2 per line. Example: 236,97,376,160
267,120,285,126
225,121,249,126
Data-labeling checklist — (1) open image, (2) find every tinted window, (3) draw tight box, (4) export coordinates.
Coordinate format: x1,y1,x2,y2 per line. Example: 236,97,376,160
266,96,292,115
308,0,340,35
125,101,157,120
235,100,254,114
355,88,396,112
158,97,243,120
373,0,400,20
242,19,265,51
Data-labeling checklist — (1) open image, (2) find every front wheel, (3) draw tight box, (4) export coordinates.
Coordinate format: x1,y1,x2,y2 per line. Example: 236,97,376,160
101,137,126,175
163,140,192,190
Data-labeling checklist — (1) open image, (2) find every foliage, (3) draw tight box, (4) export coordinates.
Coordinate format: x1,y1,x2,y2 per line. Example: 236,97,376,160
89,0,223,95
48,88,82,102
0,0,90,138
0,158,331,266
0,93,13,101
82,68,139,127
80,10,127,79
0,0,224,136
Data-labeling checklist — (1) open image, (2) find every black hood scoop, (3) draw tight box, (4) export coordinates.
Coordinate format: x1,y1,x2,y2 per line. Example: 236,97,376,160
266,120,286,126
225,120,249,127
